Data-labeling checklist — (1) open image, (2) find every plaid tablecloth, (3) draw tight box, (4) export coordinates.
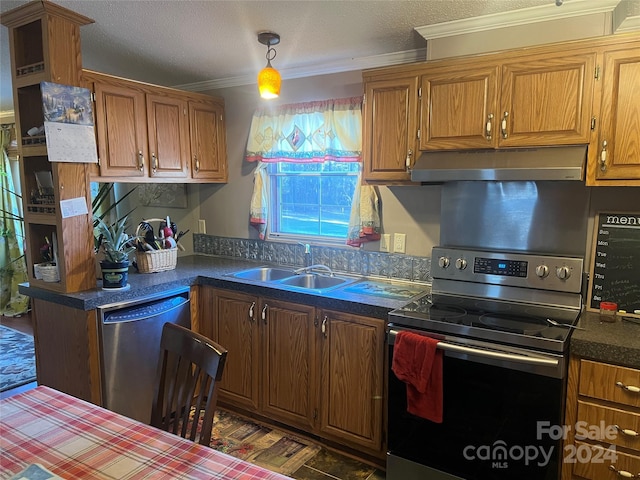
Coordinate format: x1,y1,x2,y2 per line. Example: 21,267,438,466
0,386,292,479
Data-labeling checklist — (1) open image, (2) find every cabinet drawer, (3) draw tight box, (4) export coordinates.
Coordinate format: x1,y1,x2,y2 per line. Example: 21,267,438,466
577,400,640,451
579,360,640,407
572,441,640,480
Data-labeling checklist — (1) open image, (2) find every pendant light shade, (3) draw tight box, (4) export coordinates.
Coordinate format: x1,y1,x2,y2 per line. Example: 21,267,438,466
257,31,281,99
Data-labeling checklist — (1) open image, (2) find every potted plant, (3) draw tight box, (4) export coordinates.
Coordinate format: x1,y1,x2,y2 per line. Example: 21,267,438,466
95,216,136,289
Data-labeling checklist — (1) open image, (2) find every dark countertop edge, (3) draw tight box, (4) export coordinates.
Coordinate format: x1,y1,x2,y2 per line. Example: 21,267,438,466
569,310,640,370
18,255,424,322
19,255,638,369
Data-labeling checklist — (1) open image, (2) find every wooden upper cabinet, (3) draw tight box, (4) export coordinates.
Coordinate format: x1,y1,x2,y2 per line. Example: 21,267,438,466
362,75,419,182
589,43,640,185
420,63,499,150
146,93,189,179
90,76,148,178
499,52,596,147
84,69,227,183
189,100,228,182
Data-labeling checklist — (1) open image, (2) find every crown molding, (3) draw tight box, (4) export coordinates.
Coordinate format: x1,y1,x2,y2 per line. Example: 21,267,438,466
415,0,622,40
615,14,640,32
174,48,426,92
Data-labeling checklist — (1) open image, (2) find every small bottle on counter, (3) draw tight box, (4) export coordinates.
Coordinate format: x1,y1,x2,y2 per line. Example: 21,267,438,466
599,301,618,323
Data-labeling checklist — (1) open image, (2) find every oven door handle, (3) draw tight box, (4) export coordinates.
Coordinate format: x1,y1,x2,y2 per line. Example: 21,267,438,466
388,330,559,367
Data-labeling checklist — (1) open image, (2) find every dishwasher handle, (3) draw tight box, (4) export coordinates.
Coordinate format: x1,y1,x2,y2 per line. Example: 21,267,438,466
102,295,189,324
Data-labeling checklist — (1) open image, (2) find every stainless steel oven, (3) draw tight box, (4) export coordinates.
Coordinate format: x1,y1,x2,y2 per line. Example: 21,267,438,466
387,246,584,480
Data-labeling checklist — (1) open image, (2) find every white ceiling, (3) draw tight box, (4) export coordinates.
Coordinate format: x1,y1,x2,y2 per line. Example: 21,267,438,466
1,0,638,114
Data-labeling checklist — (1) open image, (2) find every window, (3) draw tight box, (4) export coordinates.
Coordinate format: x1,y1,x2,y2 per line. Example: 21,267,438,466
246,96,379,246
267,161,360,243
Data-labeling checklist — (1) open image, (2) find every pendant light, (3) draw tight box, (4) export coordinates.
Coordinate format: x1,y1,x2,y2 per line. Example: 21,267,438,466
257,31,281,99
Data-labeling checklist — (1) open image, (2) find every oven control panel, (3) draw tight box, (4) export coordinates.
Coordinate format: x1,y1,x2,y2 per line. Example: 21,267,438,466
432,247,584,293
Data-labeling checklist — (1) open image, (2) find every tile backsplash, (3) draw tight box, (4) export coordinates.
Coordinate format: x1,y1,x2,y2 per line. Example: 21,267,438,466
194,234,431,283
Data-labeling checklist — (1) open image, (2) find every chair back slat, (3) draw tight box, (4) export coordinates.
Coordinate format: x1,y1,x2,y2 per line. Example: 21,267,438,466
150,323,227,445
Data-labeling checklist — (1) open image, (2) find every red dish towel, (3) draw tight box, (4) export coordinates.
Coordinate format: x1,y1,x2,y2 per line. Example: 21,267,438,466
391,331,443,423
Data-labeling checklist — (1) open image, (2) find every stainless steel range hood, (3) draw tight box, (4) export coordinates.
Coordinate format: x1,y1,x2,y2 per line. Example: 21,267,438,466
411,146,587,182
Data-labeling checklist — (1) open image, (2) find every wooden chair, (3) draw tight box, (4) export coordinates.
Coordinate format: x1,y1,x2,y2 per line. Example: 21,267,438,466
150,322,227,446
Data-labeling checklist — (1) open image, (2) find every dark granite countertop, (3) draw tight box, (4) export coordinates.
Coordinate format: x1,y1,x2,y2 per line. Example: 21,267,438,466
570,310,640,370
19,255,429,321
20,255,638,369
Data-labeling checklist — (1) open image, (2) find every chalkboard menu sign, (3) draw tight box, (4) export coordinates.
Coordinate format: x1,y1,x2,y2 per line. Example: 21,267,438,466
588,212,640,313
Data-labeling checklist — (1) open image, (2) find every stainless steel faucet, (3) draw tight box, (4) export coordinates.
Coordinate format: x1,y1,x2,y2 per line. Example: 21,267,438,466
294,264,335,276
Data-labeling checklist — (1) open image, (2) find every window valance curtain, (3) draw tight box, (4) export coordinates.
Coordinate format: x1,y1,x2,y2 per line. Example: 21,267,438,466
245,96,362,163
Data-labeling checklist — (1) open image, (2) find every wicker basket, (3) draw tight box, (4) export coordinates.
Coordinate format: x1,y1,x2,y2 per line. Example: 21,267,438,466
135,218,178,273
34,263,60,282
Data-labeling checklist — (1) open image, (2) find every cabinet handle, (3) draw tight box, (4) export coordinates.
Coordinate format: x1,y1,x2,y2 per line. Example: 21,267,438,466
485,114,494,141
616,381,640,393
501,112,509,139
600,140,608,172
608,465,638,478
405,149,413,172
614,425,639,437
194,155,200,173
261,303,268,324
138,151,144,171
321,315,327,338
248,301,255,322
152,153,157,173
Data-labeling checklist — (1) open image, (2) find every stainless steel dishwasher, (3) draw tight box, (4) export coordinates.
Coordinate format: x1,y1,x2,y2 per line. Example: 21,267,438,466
97,287,191,424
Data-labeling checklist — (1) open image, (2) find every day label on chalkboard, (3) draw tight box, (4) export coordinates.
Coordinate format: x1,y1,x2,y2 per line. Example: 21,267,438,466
589,212,640,312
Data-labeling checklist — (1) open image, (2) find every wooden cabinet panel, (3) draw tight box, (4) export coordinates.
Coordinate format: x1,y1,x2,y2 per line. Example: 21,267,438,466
261,299,318,431
212,289,260,411
189,101,227,182
572,441,640,480
319,310,384,452
499,53,595,147
577,400,640,450
591,45,640,183
91,78,147,177
563,358,640,480
146,93,189,179
578,359,640,408
420,64,499,150
362,76,418,182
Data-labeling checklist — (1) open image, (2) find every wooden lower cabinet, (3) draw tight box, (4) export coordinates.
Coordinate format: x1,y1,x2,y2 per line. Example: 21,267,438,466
202,287,385,457
319,309,385,452
562,357,640,480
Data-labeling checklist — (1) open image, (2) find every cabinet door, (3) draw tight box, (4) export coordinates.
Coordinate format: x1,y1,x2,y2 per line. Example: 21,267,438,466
92,79,148,177
362,76,418,182
499,53,595,147
213,289,260,411
146,93,189,179
593,46,640,182
261,299,317,431
319,310,384,452
420,64,499,150
189,101,228,182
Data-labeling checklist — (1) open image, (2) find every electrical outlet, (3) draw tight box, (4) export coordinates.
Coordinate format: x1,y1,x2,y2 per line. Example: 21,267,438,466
198,219,206,234
380,234,391,252
394,233,406,253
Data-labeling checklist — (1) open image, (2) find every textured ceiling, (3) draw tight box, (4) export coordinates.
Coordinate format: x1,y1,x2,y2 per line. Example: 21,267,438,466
0,0,636,113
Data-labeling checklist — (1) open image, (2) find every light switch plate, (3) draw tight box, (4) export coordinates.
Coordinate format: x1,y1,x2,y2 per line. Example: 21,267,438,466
380,234,390,252
394,233,406,253
198,219,206,234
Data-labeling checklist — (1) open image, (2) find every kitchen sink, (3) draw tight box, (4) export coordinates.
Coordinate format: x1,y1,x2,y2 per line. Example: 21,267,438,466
227,266,358,293
229,267,296,281
278,273,356,291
